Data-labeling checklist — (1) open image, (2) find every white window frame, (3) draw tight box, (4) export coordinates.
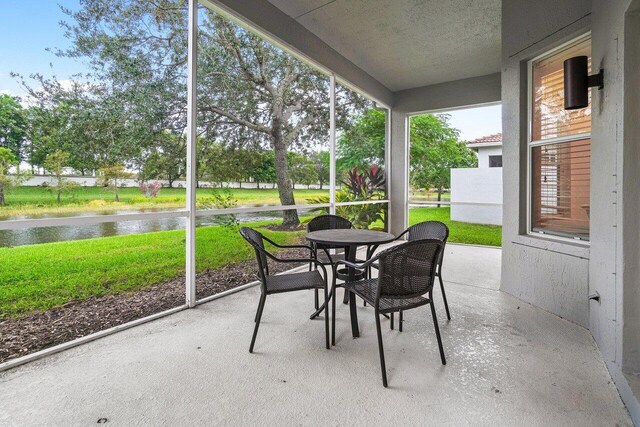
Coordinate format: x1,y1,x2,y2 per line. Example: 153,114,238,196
526,33,592,245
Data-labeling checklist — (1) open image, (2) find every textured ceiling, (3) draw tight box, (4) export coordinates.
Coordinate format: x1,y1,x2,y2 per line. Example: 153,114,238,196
266,0,501,91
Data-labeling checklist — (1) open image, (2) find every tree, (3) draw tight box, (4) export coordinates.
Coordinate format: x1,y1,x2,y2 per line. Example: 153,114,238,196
19,75,156,176
199,143,241,187
44,150,79,204
314,151,330,189
288,152,317,189
410,114,477,205
250,150,277,189
0,94,27,166
140,131,186,187
338,111,477,206
0,148,21,205
97,164,132,202
59,2,364,227
337,109,386,174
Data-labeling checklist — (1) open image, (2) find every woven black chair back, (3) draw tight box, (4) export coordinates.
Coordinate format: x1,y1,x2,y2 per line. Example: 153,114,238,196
376,239,443,299
239,227,270,280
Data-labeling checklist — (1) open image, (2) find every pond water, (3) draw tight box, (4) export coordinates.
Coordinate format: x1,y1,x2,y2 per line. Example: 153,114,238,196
0,207,312,248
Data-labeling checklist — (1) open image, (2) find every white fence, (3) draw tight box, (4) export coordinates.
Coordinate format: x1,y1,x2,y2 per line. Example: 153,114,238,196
450,167,503,225
16,175,327,190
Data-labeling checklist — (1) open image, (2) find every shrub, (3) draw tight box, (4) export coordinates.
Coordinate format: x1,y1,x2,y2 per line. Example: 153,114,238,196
139,181,162,198
197,187,239,229
307,164,386,229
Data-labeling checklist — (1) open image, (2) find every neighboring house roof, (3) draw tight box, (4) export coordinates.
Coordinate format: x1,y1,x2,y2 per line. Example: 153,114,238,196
466,133,502,149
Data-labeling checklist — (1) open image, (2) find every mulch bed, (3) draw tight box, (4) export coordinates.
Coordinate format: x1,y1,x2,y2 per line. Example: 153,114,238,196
0,247,308,364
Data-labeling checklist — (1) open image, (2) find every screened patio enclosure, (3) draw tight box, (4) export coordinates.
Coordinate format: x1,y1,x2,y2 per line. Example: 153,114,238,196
2,0,640,424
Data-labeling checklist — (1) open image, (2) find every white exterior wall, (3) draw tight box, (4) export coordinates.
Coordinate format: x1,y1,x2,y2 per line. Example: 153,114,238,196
16,175,326,190
501,0,591,327
476,146,502,168
450,167,502,225
502,0,640,421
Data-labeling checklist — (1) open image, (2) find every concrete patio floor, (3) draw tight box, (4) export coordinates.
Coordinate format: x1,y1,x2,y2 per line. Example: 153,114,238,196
0,244,632,426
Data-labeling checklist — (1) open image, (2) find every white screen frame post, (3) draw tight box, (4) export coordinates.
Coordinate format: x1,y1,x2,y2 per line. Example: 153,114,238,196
185,0,198,307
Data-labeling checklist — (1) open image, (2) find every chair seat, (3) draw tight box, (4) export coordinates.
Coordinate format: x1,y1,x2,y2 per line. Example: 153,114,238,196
315,250,367,266
266,270,325,294
343,278,431,314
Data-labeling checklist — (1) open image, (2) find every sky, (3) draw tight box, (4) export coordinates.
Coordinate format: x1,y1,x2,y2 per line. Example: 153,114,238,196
0,1,502,140
443,104,502,141
0,0,85,98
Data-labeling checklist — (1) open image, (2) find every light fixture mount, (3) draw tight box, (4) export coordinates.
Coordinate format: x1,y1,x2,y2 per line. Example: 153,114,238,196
563,55,604,110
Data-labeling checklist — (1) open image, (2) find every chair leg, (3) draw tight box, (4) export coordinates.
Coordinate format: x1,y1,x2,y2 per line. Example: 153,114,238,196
375,309,388,387
390,312,394,330
399,310,403,332
439,274,451,320
250,293,267,353
332,281,337,346
314,289,319,310
429,301,446,365
324,286,330,349
254,292,266,323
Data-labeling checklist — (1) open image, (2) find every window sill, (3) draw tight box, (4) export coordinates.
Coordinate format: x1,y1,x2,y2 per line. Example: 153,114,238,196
511,233,590,259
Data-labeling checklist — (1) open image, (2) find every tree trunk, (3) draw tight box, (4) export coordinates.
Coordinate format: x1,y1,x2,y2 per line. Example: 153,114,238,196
0,182,5,206
437,188,442,208
272,121,299,227
57,189,61,204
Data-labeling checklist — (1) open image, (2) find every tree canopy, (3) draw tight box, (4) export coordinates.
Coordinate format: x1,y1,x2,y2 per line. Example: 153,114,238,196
35,1,365,226
410,114,478,201
338,111,478,201
0,94,27,165
4,0,476,220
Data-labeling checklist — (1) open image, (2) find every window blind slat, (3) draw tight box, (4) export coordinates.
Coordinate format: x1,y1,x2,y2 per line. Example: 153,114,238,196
532,38,592,142
530,37,591,241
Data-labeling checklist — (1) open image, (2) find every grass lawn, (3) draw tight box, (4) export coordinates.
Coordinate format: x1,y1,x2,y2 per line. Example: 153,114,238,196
409,207,502,247
0,221,302,319
0,186,329,218
0,205,500,319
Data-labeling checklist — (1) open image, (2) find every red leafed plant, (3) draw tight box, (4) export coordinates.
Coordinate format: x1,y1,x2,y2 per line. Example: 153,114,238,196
139,180,162,198
341,165,386,200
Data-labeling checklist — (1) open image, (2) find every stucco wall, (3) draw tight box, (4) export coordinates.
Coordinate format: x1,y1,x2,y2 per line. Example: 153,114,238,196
394,73,501,114
503,0,640,421
501,0,592,328
476,146,502,168
590,0,640,420
450,167,503,225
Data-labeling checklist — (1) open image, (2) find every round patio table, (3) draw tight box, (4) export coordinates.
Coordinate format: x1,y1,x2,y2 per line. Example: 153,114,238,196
305,229,395,338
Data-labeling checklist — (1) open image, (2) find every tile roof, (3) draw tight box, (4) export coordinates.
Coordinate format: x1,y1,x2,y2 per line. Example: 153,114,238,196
467,133,502,145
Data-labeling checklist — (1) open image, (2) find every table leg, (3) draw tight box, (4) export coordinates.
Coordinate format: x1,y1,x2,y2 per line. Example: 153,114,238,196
346,245,360,338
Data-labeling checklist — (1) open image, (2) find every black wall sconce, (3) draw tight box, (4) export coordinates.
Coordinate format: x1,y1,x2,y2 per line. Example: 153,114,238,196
563,56,604,110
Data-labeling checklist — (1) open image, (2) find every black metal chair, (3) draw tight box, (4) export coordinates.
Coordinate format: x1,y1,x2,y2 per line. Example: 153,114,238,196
239,227,330,352
332,239,446,387
307,215,352,309
391,221,451,328
306,215,375,308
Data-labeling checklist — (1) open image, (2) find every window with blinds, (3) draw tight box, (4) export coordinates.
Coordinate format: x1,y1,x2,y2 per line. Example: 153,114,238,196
529,36,591,241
